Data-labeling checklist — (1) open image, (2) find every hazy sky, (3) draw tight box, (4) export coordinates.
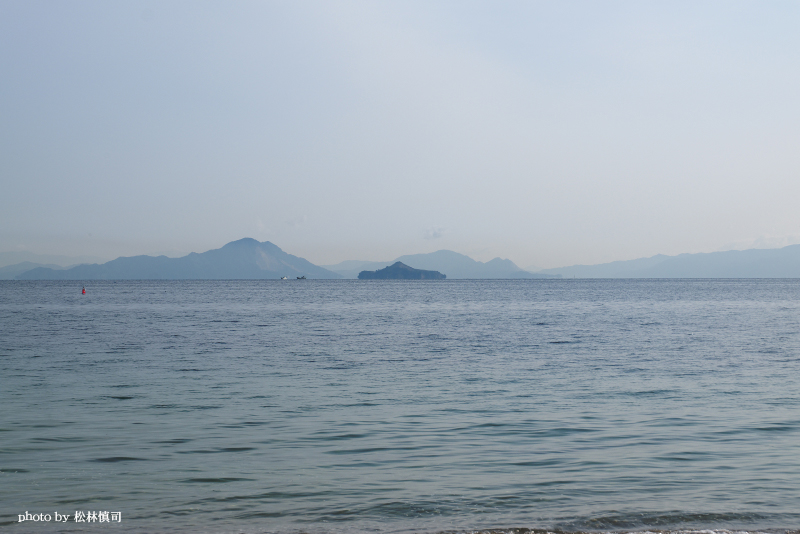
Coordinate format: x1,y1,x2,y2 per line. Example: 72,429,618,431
2,1,800,268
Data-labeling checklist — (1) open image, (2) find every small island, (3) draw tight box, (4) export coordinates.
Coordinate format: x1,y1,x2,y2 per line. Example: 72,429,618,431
358,262,446,280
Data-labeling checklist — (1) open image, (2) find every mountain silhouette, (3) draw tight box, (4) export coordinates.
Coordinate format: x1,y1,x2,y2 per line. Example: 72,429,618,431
325,250,557,279
16,239,341,280
536,244,800,278
358,262,445,280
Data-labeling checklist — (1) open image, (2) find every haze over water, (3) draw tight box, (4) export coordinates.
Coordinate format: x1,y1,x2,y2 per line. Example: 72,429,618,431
2,279,800,533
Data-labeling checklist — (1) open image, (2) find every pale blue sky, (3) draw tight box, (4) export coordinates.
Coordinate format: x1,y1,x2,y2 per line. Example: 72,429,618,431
2,1,799,268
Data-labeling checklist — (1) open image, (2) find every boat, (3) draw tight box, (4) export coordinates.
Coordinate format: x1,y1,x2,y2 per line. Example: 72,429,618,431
297,276,306,280
280,276,288,280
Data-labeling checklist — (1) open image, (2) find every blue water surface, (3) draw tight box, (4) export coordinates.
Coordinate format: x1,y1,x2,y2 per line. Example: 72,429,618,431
1,279,799,533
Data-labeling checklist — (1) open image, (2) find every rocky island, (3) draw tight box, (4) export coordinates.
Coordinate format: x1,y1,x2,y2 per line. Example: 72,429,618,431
358,262,446,280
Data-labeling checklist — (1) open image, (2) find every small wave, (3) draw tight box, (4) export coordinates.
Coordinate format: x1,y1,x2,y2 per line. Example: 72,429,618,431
555,511,783,531
180,477,254,483
176,447,255,454
30,436,88,442
442,530,796,534
90,456,148,462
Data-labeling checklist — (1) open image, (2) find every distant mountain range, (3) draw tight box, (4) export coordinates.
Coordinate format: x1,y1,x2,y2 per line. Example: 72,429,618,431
537,244,800,278
8,240,800,280
0,251,109,280
14,239,340,280
0,251,107,268
0,261,64,280
324,250,557,279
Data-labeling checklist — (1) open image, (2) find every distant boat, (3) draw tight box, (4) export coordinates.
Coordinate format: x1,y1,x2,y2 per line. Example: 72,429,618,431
297,276,306,280
280,276,288,280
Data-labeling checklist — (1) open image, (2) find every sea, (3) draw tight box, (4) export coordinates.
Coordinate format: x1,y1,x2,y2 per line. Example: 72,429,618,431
1,279,799,534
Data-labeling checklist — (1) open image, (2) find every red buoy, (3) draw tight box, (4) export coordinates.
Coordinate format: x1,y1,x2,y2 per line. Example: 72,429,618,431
82,286,86,295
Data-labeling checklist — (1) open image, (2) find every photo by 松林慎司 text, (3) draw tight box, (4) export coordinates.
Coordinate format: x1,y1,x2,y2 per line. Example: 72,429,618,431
17,511,121,523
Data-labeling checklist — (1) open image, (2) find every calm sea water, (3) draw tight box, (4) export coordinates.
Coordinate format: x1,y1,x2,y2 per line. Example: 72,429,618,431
2,279,800,534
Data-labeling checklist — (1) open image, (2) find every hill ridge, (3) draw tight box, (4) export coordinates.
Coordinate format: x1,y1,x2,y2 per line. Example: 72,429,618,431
16,239,341,280
537,244,800,278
